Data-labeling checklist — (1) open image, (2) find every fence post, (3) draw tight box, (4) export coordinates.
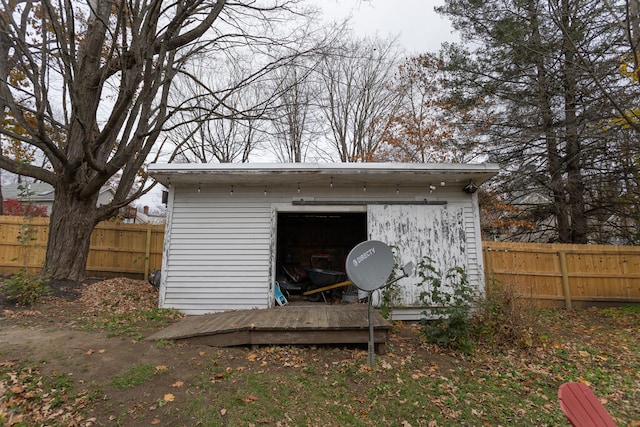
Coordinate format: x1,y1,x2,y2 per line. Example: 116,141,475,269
144,227,152,278
558,250,573,310
483,247,493,281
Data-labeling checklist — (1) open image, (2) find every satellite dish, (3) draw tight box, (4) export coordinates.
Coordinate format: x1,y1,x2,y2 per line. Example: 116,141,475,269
346,240,395,291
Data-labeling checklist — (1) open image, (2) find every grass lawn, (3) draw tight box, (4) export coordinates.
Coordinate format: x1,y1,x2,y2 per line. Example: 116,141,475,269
1,279,639,426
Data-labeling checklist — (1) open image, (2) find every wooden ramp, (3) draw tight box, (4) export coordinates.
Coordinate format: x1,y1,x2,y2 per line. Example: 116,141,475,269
147,305,392,353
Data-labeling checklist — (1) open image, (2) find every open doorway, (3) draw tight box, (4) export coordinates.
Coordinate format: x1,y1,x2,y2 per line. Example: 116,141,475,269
276,212,367,302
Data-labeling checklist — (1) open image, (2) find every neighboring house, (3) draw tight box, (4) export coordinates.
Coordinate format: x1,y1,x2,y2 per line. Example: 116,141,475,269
508,192,637,245
122,205,166,225
148,162,500,320
3,182,116,215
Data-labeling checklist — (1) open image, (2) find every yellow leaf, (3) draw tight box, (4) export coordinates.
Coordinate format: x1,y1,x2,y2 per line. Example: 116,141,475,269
171,381,184,388
86,349,94,355
199,351,206,356
151,419,161,425
163,393,175,402
242,394,258,403
220,408,227,416
577,378,591,386
98,349,106,354
155,365,168,372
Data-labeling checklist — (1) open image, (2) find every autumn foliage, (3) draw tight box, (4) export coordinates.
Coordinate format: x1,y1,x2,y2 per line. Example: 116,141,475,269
478,190,536,240
376,55,487,163
2,199,48,217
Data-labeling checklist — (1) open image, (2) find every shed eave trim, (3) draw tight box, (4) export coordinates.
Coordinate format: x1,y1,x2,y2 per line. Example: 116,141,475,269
148,162,500,187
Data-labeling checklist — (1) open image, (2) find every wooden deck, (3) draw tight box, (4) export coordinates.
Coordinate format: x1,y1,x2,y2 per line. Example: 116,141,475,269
147,305,392,353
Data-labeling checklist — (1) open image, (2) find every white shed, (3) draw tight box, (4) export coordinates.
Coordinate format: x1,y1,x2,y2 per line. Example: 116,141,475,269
148,162,499,320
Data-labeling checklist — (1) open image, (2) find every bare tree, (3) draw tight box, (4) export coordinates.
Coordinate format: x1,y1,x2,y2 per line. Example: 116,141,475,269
164,14,343,164
266,62,316,162
0,0,317,281
318,36,403,162
378,54,487,163
169,56,270,163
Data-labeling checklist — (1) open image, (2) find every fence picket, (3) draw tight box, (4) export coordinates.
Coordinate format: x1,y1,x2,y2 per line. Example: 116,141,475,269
483,241,640,308
0,216,164,279
1,215,640,307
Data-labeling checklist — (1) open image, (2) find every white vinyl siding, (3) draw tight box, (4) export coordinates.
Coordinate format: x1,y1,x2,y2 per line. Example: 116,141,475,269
463,193,486,295
160,188,273,314
159,183,487,319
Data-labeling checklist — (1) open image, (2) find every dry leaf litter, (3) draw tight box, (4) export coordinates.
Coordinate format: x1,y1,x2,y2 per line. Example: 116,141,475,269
1,278,162,426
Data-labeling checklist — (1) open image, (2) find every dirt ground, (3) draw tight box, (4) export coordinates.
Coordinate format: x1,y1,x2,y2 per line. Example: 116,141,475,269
0,278,444,426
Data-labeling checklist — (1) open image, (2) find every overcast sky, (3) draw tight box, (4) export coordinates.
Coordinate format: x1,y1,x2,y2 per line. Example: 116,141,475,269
319,0,459,54
141,1,461,209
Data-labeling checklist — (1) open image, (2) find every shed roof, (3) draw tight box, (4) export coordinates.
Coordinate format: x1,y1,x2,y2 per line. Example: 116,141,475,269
3,182,55,201
148,162,500,189
3,183,116,202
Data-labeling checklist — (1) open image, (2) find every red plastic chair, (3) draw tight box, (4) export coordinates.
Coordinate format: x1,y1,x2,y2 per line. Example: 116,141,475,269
558,382,616,427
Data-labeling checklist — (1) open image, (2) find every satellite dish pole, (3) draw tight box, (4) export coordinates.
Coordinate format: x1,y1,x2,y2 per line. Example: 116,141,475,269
346,240,414,367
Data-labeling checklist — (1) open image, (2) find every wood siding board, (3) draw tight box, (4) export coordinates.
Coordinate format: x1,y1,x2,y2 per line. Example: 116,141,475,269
368,204,474,308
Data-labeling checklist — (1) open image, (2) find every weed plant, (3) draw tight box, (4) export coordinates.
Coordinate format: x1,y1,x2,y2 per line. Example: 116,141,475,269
416,256,540,354
1,183,50,305
2,270,50,305
416,256,477,353
474,278,540,350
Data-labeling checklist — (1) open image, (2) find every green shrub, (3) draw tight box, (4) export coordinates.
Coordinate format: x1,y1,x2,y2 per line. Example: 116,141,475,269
1,269,50,305
377,245,405,319
416,257,477,354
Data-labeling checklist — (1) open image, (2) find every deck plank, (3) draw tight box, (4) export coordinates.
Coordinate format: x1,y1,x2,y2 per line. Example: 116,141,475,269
147,304,391,352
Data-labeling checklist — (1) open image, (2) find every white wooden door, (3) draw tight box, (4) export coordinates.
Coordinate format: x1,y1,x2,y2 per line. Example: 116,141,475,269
368,204,469,306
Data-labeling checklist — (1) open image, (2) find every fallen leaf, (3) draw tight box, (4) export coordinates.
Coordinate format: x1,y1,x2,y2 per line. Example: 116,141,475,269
155,365,168,372
171,381,184,388
86,349,94,355
199,351,206,356
163,393,175,402
577,377,592,386
98,349,106,354
242,394,258,403
151,419,161,425
220,408,227,416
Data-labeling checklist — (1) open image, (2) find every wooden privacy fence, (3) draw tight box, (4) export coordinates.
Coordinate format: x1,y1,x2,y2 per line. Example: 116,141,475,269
2,213,640,308
0,216,164,279
483,241,640,309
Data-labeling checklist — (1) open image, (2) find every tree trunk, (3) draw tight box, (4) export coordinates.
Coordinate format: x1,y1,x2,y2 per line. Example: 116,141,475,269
43,186,99,281
529,1,571,242
562,0,587,244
